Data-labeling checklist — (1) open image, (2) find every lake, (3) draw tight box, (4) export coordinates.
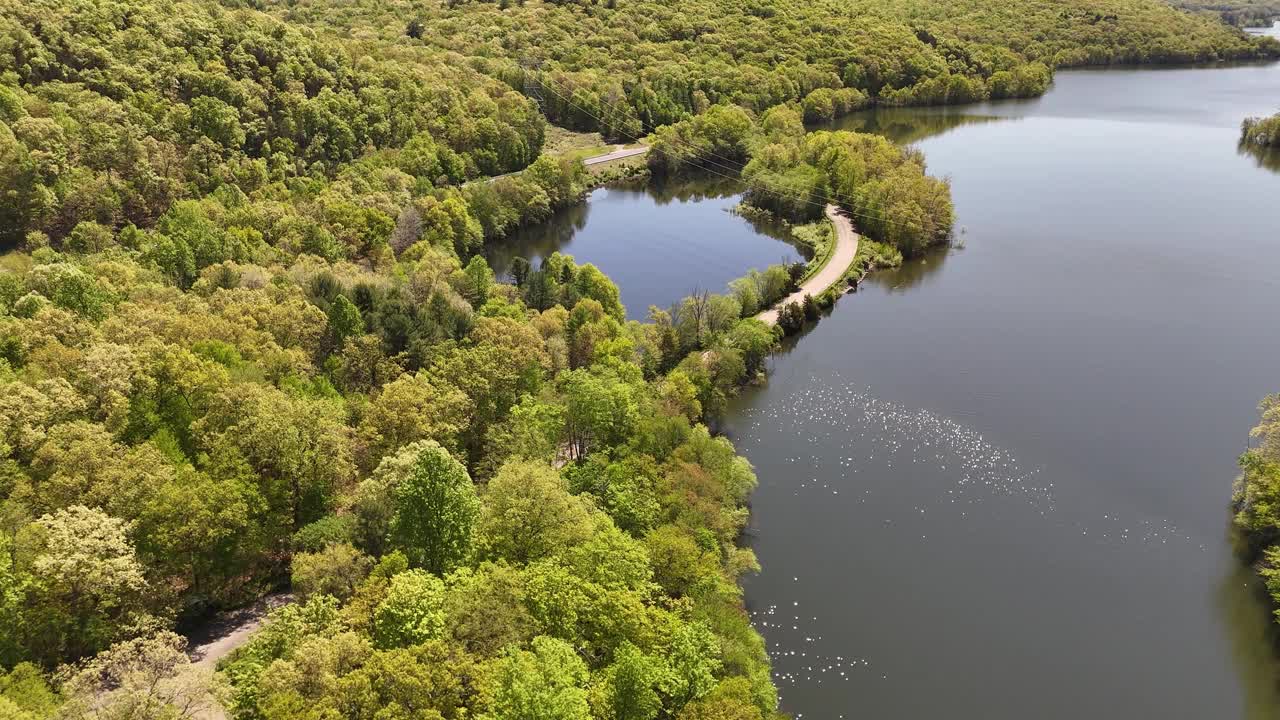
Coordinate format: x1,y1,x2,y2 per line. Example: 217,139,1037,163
485,175,804,320
730,63,1280,718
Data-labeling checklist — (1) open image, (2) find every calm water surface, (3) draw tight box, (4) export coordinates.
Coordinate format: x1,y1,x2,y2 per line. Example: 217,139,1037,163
1247,22,1280,39
729,64,1280,718
486,176,803,319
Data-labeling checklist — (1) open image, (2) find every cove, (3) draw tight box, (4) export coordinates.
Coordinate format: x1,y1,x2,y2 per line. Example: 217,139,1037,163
730,62,1280,719
484,175,806,320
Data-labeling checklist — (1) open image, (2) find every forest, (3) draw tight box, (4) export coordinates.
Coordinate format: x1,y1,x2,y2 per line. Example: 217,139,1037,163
0,0,1273,716
266,0,1278,141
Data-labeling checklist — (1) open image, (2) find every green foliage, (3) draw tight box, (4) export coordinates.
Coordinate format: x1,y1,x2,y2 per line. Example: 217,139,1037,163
267,0,1278,145
464,158,590,242
566,454,663,535
478,461,596,565
1242,113,1280,148
372,569,449,649
220,595,344,715
649,106,756,173
746,130,955,256
462,256,497,307
592,642,667,720
0,539,23,667
253,636,477,720
0,203,783,712
226,595,344,671
1234,394,1280,631
442,564,537,656
57,631,228,720
0,0,552,256
292,515,356,553
802,87,871,123
1235,395,1280,554
388,442,480,575
0,0,1028,714
17,506,152,665
481,636,591,720
802,294,819,321
0,664,58,718
290,543,373,601
326,295,364,349
665,622,723,708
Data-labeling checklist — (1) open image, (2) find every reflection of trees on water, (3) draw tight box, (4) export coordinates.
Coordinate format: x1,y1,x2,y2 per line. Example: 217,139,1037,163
1215,527,1280,720
818,107,1012,144
484,174,809,279
735,211,812,257
646,171,744,204
655,172,812,253
1238,141,1280,174
864,244,954,292
484,199,591,278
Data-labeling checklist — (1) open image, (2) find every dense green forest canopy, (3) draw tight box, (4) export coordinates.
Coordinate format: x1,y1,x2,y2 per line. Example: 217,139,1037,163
0,0,1272,716
265,0,1278,139
0,6,926,714
0,0,550,253
0,233,798,717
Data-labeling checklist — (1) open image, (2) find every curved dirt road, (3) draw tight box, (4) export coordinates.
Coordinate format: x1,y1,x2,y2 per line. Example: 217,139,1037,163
186,593,294,720
756,204,859,325
188,592,294,670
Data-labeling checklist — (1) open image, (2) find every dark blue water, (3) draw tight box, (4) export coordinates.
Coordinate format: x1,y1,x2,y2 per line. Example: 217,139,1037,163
485,177,804,320
732,63,1280,719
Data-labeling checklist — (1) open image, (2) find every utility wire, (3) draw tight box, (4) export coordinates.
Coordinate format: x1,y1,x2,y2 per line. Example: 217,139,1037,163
523,68,846,209
521,65,940,237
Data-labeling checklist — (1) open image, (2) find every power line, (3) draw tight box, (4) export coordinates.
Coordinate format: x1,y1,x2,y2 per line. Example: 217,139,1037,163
440,0,952,233
528,66,758,178
527,69,833,211
520,64,940,237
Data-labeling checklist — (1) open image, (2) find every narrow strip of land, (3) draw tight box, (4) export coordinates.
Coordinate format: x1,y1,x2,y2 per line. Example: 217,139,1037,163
756,204,859,325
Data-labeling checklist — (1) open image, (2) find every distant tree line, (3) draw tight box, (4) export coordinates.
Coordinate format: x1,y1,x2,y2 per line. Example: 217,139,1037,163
262,0,1278,142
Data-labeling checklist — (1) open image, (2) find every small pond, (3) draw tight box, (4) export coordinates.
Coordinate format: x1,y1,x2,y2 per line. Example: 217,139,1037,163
485,175,806,320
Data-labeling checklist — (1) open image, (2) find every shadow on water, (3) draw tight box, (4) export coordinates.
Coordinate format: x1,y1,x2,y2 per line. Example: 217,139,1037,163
484,171,814,317
737,62,1280,719
486,170,817,276
759,244,958,365
486,171,755,281
646,171,744,204
488,201,592,276
1219,521,1280,720
861,244,955,293
815,106,1018,144
1239,142,1280,173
